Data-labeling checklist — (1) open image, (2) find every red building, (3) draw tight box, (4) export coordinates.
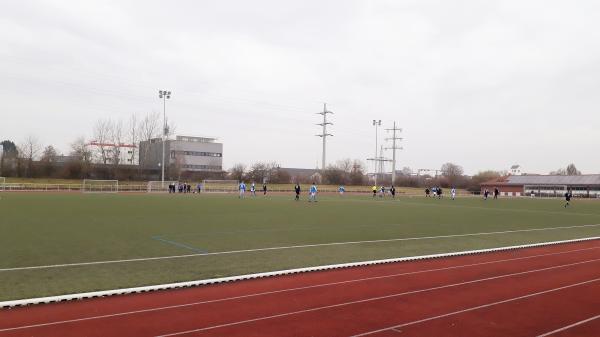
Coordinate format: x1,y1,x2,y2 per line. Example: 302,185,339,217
481,175,600,198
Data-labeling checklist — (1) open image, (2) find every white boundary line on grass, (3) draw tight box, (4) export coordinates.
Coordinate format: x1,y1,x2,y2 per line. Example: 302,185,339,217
3,246,598,332
1,236,599,308
2,223,600,272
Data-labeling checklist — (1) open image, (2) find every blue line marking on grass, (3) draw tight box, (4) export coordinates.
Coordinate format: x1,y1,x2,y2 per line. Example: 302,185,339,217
151,236,208,254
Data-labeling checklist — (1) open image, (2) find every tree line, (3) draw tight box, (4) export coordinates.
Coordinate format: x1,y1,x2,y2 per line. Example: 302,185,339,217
0,131,586,187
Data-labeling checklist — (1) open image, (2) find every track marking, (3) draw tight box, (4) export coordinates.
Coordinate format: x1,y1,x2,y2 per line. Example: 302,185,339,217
154,258,600,336
2,246,598,332
351,278,600,336
2,224,599,272
536,314,600,337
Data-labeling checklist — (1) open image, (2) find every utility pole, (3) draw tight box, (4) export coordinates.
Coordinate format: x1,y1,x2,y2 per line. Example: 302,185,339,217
158,90,171,184
385,121,403,186
316,103,333,170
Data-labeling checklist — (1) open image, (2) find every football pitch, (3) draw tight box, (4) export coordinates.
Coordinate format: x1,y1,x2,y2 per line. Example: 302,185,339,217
1,193,599,302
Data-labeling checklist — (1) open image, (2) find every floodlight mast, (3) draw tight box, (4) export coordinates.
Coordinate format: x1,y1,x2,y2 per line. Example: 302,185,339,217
373,120,381,187
158,90,171,184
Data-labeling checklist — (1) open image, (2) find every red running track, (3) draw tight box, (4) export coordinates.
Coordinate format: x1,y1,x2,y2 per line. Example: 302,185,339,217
1,240,600,337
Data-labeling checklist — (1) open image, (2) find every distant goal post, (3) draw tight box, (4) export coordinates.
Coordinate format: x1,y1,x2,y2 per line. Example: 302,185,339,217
147,181,178,193
201,180,239,193
82,179,119,193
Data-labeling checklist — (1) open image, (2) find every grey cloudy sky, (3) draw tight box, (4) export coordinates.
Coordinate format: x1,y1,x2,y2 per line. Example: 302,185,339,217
1,0,599,175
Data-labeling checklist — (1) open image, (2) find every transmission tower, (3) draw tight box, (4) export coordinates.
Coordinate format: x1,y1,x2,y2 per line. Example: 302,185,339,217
316,103,333,170
385,121,403,185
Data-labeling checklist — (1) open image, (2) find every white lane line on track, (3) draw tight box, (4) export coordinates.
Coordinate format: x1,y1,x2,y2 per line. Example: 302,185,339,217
536,314,600,337
154,258,600,337
351,278,600,337
2,246,599,332
3,223,600,272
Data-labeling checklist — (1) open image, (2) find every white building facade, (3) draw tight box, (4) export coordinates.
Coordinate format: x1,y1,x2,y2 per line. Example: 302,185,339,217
139,135,223,172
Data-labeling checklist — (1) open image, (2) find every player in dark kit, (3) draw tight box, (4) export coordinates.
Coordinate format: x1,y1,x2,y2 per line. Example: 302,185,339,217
390,186,396,198
294,183,301,201
564,190,572,207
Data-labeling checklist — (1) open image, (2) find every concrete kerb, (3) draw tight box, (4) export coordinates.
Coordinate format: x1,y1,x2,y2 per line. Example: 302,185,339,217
1,236,598,309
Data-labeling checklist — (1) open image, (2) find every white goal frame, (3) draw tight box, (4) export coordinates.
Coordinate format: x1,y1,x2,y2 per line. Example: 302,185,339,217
82,179,119,193
147,181,178,193
201,179,239,193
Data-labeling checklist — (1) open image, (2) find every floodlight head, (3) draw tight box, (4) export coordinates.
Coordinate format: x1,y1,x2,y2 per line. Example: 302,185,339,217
167,91,171,95
159,94,163,98
166,95,170,99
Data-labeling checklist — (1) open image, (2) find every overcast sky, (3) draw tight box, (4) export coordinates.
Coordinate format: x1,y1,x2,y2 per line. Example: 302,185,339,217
1,0,599,175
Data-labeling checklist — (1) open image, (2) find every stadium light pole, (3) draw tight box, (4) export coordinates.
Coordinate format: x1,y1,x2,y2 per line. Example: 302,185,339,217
158,90,171,184
373,120,381,187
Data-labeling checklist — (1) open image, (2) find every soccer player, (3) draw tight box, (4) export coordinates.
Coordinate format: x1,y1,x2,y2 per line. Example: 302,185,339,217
390,186,396,198
484,188,489,200
437,187,443,199
372,185,377,198
239,181,246,198
564,189,572,207
425,188,430,197
263,184,267,195
338,185,345,196
380,185,386,198
494,187,499,199
294,183,301,201
250,182,256,196
309,182,318,202
451,187,456,200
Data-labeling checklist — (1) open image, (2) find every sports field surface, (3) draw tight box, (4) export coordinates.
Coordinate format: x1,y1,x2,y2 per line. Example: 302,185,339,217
1,193,599,302
1,239,599,336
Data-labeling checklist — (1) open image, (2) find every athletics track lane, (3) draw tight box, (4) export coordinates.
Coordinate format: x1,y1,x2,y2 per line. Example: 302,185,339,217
0,239,599,337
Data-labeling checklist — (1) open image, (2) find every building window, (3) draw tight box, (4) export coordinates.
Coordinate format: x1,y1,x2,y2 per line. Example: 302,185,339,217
181,164,222,171
170,150,222,158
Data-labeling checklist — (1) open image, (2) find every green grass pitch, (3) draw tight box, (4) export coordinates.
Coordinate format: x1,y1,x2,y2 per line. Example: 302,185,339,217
0,192,599,301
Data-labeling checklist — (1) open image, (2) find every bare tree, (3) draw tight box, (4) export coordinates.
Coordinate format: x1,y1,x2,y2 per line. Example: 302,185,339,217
165,118,177,139
18,135,41,177
350,160,367,185
441,162,465,188
70,137,93,163
138,111,161,169
93,119,112,164
441,162,464,177
229,163,246,181
139,111,161,142
127,113,138,165
109,119,124,166
67,137,93,179
40,145,59,177
566,163,581,175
